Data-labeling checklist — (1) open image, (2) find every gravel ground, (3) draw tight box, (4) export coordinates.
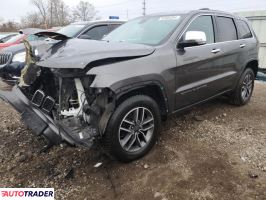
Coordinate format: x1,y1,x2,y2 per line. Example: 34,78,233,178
0,81,266,200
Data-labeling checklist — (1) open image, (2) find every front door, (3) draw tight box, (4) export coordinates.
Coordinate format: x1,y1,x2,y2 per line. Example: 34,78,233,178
175,15,221,110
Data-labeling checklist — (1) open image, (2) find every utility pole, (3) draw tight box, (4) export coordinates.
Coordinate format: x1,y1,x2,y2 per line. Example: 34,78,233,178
142,0,146,16
50,0,53,28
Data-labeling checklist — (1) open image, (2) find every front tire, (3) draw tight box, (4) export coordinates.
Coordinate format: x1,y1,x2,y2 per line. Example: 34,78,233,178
230,68,255,106
102,95,161,162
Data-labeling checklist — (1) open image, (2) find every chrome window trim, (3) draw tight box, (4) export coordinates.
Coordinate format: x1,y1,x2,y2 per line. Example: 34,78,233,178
175,13,255,49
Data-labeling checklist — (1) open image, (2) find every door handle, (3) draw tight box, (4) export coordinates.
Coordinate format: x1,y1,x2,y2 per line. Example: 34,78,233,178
240,44,246,48
211,49,221,54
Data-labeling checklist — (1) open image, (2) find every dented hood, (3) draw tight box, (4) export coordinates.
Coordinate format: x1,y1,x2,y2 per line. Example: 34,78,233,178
37,38,156,69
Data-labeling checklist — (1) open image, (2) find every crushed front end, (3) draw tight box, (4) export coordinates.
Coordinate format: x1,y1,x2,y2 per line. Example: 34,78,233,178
0,65,116,148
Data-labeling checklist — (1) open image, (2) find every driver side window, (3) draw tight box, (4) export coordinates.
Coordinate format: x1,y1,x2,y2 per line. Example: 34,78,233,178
184,15,215,44
83,25,109,40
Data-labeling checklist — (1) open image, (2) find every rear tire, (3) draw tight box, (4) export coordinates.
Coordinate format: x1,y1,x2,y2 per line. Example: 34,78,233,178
102,95,161,162
230,68,255,106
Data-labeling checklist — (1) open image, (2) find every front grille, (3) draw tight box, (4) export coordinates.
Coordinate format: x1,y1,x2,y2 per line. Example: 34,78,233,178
31,90,45,107
31,90,55,113
42,96,55,113
0,52,12,65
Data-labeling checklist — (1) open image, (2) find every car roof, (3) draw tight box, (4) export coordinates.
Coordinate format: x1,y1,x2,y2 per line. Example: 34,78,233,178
147,9,247,21
71,20,126,26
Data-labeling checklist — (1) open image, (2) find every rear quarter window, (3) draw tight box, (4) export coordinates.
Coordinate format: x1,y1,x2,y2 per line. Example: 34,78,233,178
236,19,252,39
216,16,237,42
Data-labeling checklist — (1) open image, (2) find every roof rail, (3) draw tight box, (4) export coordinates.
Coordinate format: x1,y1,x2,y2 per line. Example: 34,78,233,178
199,8,210,10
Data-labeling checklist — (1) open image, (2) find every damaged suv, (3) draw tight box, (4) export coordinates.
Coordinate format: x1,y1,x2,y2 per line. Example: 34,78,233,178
0,9,259,162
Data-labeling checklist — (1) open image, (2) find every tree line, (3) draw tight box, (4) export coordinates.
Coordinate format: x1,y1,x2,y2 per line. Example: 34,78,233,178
0,0,97,32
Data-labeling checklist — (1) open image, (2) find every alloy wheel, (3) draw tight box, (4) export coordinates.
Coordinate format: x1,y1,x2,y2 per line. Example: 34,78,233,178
119,107,155,153
241,72,254,101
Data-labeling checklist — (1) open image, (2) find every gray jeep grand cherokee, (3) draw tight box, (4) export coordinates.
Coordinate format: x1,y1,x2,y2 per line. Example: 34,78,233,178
0,9,259,162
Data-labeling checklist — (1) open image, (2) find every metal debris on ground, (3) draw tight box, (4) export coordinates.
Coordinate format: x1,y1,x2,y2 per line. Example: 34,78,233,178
94,162,103,168
64,168,75,180
248,171,258,179
144,164,149,169
194,115,205,121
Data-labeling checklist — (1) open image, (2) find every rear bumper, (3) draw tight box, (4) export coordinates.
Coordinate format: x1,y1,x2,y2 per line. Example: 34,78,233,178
0,86,76,145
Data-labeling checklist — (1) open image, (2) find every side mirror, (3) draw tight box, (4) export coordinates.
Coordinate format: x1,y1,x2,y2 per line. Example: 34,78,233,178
79,34,92,40
0,40,3,43
178,31,207,49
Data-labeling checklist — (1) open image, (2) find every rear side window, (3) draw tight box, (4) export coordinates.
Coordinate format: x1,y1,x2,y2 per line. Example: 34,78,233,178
236,19,252,39
216,17,237,42
185,15,215,44
83,25,109,40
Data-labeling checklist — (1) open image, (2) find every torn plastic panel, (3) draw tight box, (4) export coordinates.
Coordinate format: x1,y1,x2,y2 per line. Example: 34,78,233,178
18,31,71,87
19,39,40,87
0,86,70,145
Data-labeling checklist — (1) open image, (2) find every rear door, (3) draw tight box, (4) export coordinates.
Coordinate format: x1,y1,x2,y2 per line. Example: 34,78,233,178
211,15,241,90
175,15,222,109
234,18,257,74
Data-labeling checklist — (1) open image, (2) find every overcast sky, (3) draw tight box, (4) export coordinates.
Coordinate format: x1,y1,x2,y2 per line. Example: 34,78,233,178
2,0,266,22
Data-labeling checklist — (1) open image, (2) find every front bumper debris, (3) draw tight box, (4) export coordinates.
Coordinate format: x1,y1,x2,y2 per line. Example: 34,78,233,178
0,86,99,147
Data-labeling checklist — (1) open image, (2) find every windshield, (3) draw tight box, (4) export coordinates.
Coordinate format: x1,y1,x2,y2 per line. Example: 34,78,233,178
104,15,182,45
4,34,24,43
57,24,86,37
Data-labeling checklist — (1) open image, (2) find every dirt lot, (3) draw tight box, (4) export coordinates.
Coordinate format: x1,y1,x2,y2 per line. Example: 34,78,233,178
0,81,266,200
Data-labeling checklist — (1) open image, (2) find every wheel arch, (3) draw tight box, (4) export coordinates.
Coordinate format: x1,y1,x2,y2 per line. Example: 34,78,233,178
115,82,169,120
244,59,259,77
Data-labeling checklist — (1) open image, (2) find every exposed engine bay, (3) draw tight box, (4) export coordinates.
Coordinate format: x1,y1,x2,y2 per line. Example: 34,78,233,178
20,68,115,147
16,39,116,148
